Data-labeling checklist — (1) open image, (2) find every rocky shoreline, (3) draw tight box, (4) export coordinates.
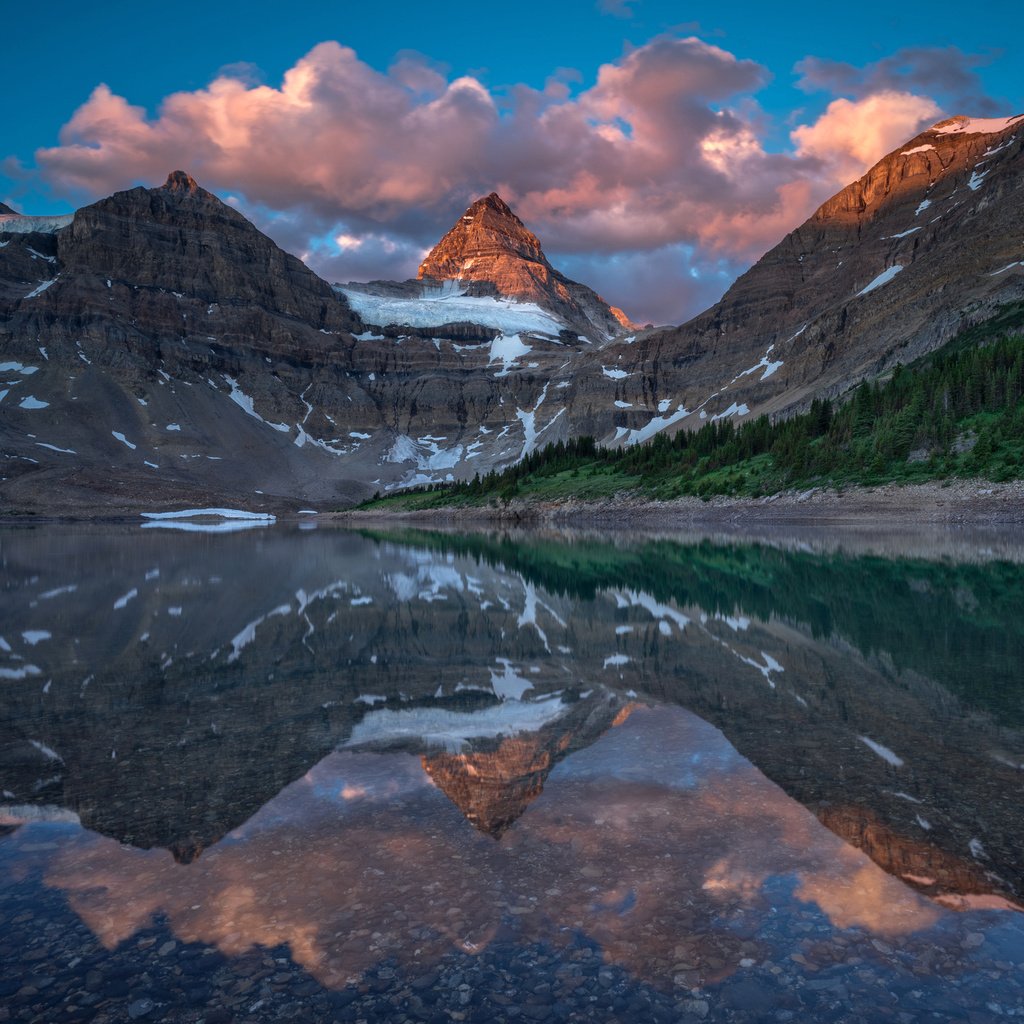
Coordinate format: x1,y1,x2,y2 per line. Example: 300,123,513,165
4,478,1024,537
343,478,1024,528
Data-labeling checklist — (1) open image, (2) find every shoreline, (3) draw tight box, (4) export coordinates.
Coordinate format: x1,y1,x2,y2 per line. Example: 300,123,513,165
3,477,1023,528
343,477,1024,527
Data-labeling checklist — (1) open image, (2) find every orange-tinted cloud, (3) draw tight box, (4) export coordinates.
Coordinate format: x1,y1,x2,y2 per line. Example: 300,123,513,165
791,91,942,187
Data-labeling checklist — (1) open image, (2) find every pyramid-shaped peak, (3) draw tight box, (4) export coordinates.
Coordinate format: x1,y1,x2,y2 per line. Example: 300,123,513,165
163,170,202,194
459,192,527,231
418,192,547,282
0,201,18,216
470,192,515,214
415,192,636,337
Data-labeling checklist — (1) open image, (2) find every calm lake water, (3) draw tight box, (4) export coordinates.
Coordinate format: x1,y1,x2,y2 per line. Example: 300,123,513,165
1,522,1022,1023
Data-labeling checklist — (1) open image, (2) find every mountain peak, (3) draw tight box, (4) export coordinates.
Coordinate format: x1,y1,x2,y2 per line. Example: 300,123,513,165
472,191,515,214
418,192,545,282
0,202,17,216
416,192,635,336
163,170,202,195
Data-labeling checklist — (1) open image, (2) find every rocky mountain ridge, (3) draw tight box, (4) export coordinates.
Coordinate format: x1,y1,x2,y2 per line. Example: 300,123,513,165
1,115,1022,511
571,113,1024,439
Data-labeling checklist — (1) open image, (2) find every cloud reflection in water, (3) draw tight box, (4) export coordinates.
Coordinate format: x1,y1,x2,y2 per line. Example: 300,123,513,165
39,706,945,992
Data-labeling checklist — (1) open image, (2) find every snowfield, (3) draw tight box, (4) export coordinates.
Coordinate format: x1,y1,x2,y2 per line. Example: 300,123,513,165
931,115,1024,136
337,283,567,337
0,213,74,234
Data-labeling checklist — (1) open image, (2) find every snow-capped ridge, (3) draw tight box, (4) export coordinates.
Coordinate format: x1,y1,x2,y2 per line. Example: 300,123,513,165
929,114,1024,137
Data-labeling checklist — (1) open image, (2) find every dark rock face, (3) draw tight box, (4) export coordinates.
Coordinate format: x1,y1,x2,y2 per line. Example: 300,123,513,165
0,173,384,511
58,171,356,332
418,192,635,339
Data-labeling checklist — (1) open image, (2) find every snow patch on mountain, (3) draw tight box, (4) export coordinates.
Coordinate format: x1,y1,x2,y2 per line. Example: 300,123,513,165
968,168,989,191
0,214,74,234
711,402,750,421
489,334,532,376
859,735,904,767
338,284,565,337
24,278,57,299
222,375,290,433
345,695,569,752
516,382,565,458
857,265,904,297
622,405,690,446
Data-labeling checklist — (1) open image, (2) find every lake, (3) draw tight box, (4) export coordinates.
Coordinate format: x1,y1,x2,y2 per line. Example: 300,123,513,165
1,522,1022,1023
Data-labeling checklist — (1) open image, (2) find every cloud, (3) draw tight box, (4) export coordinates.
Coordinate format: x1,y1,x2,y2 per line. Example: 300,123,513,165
557,246,743,326
795,46,1001,116
791,91,943,185
20,36,996,323
597,0,639,16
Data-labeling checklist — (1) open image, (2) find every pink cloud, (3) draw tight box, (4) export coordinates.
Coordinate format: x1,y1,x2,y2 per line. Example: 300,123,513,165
791,91,942,186
25,36,973,323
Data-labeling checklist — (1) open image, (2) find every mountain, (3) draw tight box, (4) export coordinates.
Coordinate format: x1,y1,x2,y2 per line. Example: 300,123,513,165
0,177,622,510
338,193,634,346
1,115,1022,512
417,192,635,338
562,113,1024,440
0,172,379,512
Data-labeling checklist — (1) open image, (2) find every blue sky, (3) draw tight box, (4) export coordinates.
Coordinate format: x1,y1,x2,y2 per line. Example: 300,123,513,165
3,0,1021,321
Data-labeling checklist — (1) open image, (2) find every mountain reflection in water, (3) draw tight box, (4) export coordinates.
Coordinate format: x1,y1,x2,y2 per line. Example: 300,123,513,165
1,524,1023,1022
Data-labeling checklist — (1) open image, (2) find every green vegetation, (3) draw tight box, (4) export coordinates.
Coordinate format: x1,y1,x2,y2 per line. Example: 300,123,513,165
358,305,1024,511
363,527,1024,728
